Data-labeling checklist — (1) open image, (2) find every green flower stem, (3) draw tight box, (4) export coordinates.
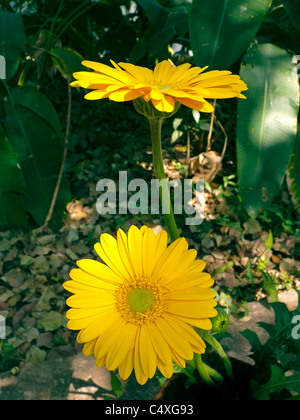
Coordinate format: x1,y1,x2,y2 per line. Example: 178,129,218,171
149,117,180,242
200,330,234,383
194,354,222,388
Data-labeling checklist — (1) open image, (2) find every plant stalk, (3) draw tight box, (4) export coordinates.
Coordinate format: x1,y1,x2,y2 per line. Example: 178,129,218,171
149,118,180,242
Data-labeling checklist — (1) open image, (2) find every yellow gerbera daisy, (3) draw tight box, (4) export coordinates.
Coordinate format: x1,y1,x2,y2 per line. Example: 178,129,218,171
71,59,248,114
63,225,217,385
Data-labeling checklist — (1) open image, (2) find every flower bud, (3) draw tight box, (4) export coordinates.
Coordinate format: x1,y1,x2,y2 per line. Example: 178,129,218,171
210,308,230,334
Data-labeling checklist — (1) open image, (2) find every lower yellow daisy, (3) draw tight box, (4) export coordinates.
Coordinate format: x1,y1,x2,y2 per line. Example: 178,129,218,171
63,225,217,385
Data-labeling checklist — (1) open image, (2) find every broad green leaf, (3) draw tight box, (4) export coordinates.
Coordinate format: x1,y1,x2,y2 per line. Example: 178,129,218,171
240,329,262,357
0,11,26,80
287,128,300,211
0,124,27,229
0,124,26,194
136,0,168,27
254,365,300,400
6,85,63,137
270,302,292,332
134,1,189,59
237,43,300,217
189,0,272,70
4,85,71,226
0,191,27,230
283,0,300,29
51,47,85,80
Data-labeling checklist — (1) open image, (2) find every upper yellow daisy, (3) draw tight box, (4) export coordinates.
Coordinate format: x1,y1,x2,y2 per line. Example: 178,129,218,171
71,59,248,114
63,225,217,385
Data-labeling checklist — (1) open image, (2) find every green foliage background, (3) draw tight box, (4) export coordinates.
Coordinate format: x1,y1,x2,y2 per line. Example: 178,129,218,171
0,0,299,230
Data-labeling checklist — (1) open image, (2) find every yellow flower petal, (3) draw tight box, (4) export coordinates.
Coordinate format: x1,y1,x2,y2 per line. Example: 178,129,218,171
142,227,157,278
150,88,164,101
176,97,214,113
155,317,194,360
95,234,130,279
82,339,97,356
171,315,212,330
93,318,125,358
147,323,172,365
66,306,114,320
153,229,168,265
157,358,173,378
67,312,108,330
169,272,214,290
118,62,154,81
76,259,123,285
66,291,115,309
109,89,143,102
134,327,148,385
77,310,120,343
139,325,157,379
116,228,136,279
170,349,186,368
151,95,175,113
153,60,173,82
153,237,188,282
84,90,110,100
68,268,118,291
163,313,206,354
167,287,216,301
165,300,217,319
128,225,144,278
82,60,133,84
159,249,197,286
118,349,134,380
95,356,106,368
106,323,137,371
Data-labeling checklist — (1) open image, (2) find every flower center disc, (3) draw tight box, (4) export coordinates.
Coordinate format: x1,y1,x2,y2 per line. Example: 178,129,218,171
127,288,155,314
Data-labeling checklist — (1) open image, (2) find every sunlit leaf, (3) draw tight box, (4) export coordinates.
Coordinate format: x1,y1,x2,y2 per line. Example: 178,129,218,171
237,43,299,216
189,0,272,69
287,128,300,211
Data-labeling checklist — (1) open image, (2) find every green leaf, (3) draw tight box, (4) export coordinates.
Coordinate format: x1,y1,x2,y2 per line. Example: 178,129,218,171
4,85,71,226
0,124,27,229
134,2,189,58
7,85,63,137
110,371,124,398
136,0,168,27
189,0,272,70
261,271,278,302
283,0,300,29
245,259,254,285
254,365,300,400
237,43,300,217
37,311,63,332
264,230,273,251
270,302,292,332
51,47,85,80
0,11,26,80
287,128,300,212
240,329,262,356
